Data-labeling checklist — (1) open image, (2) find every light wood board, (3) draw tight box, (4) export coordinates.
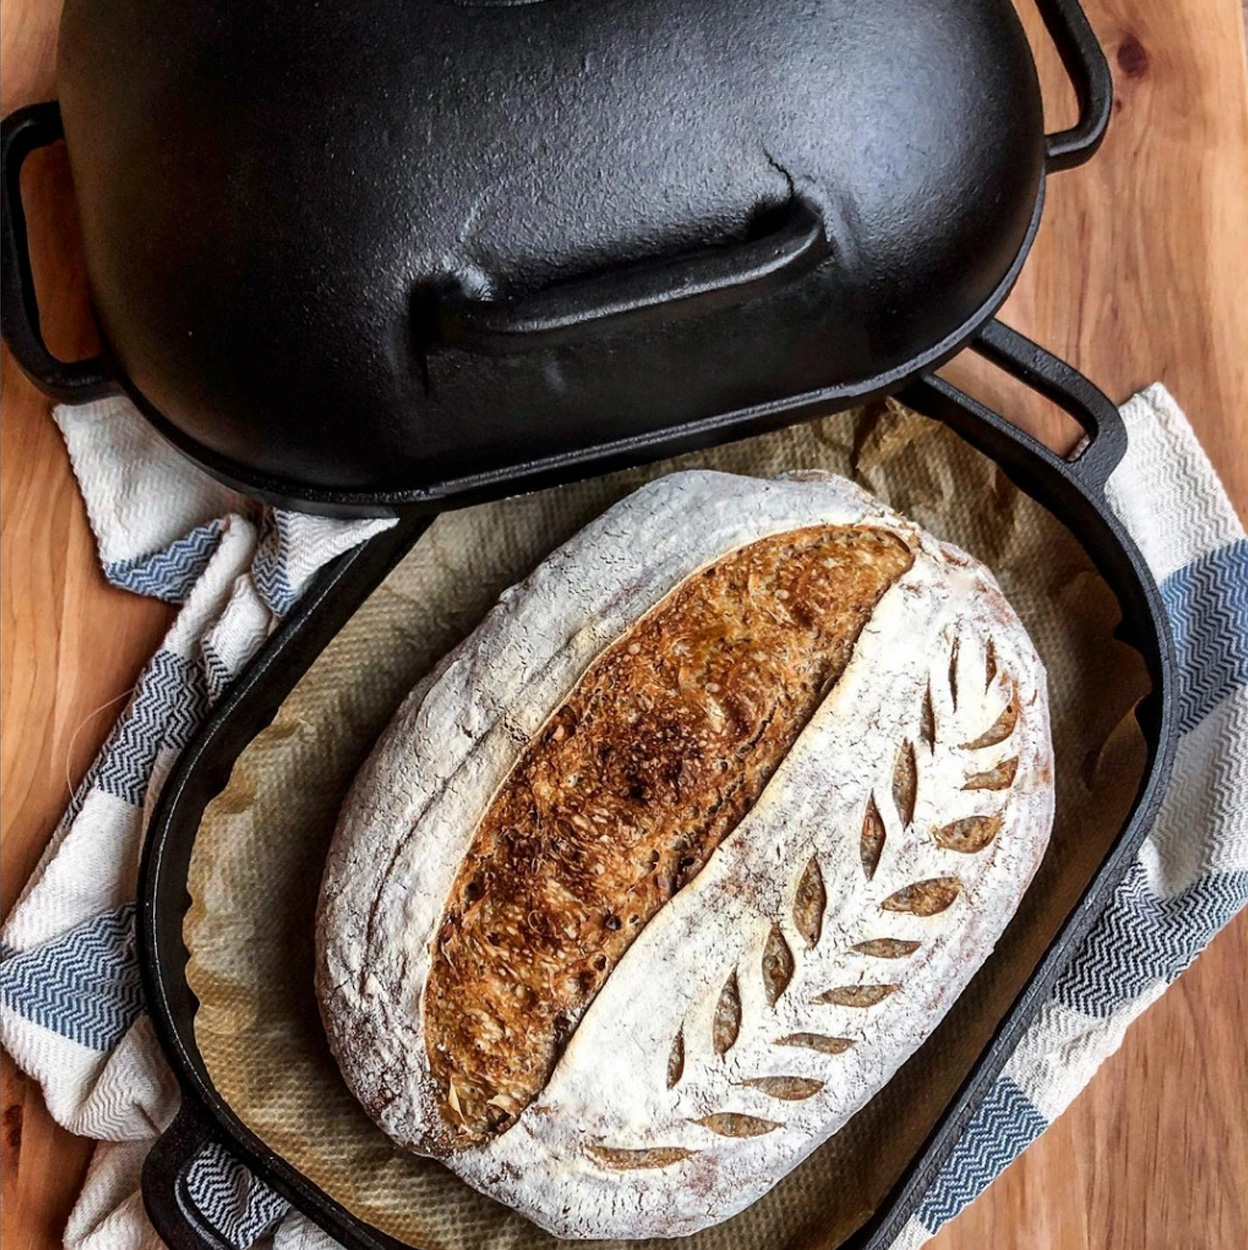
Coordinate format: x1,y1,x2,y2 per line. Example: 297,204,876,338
1,1,1245,1247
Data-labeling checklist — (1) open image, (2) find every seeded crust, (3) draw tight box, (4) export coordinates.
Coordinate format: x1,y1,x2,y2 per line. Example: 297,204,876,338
425,527,913,1143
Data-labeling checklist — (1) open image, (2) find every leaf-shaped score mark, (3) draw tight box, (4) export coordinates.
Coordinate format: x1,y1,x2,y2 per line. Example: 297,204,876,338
881,876,962,915
762,926,795,1006
813,984,897,1007
694,1113,780,1138
793,857,826,948
852,937,921,958
740,1076,824,1101
587,1145,700,1170
892,740,918,826
776,1032,855,1055
860,796,886,881
933,813,1004,854
962,686,1019,749
667,1029,684,1089
962,757,1019,791
713,971,742,1055
919,682,936,748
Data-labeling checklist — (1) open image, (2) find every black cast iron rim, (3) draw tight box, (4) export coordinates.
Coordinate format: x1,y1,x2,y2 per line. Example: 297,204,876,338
136,322,1177,1250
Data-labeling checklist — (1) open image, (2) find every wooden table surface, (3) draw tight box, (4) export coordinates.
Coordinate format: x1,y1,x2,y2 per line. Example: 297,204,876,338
1,2,1245,1248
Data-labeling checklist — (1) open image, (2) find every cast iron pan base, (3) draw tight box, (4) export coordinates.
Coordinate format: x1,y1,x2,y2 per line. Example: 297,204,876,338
136,322,1175,1250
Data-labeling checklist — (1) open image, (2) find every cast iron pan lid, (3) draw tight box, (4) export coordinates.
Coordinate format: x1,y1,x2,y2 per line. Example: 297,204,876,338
2,0,1111,510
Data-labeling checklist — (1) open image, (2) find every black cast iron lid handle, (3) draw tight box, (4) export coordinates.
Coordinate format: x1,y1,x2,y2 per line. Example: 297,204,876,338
0,101,114,402
436,197,829,354
1035,0,1114,172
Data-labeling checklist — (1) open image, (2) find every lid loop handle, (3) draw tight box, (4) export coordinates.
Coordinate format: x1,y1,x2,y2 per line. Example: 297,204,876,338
1,102,114,401
435,198,828,355
1034,0,1114,172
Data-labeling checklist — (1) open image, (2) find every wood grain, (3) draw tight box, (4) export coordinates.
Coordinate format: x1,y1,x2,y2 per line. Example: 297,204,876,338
0,1,1245,1248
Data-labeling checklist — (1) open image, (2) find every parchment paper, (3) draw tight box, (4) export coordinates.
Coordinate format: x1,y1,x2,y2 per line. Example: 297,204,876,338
185,399,1149,1250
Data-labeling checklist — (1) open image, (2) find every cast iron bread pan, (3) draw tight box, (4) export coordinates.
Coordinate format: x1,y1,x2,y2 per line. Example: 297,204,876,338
3,0,1111,513
1,0,1177,1244
133,328,1176,1250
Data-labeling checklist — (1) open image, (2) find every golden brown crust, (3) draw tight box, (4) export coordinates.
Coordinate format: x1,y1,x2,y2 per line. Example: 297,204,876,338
423,525,913,1143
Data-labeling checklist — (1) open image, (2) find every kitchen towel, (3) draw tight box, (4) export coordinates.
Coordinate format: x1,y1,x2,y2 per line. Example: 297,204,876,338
0,385,1244,1250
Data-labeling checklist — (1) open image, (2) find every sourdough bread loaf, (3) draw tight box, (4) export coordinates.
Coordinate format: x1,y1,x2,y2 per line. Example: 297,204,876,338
315,470,1054,1239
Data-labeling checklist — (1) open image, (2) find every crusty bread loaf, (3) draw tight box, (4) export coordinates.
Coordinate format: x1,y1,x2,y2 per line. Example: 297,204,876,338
315,470,1054,1239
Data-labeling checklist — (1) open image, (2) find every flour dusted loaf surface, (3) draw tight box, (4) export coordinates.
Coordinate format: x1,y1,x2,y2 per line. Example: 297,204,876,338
315,470,1054,1239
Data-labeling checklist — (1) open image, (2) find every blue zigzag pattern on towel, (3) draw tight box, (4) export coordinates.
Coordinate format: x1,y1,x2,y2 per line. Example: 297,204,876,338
916,1077,1047,1230
252,512,296,616
60,748,105,830
185,1141,288,1250
1161,538,1248,732
1054,862,1248,1018
104,520,224,604
201,641,236,705
0,906,141,1051
95,650,209,806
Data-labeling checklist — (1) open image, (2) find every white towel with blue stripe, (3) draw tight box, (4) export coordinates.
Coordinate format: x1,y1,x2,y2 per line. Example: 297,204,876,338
1,385,1244,1250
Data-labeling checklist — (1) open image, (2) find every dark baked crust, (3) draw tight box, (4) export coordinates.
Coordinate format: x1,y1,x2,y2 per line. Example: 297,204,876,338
424,525,913,1144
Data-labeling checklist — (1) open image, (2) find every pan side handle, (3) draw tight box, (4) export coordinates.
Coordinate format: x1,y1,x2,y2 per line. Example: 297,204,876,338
943,316,1129,495
142,1101,286,1250
0,102,114,401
